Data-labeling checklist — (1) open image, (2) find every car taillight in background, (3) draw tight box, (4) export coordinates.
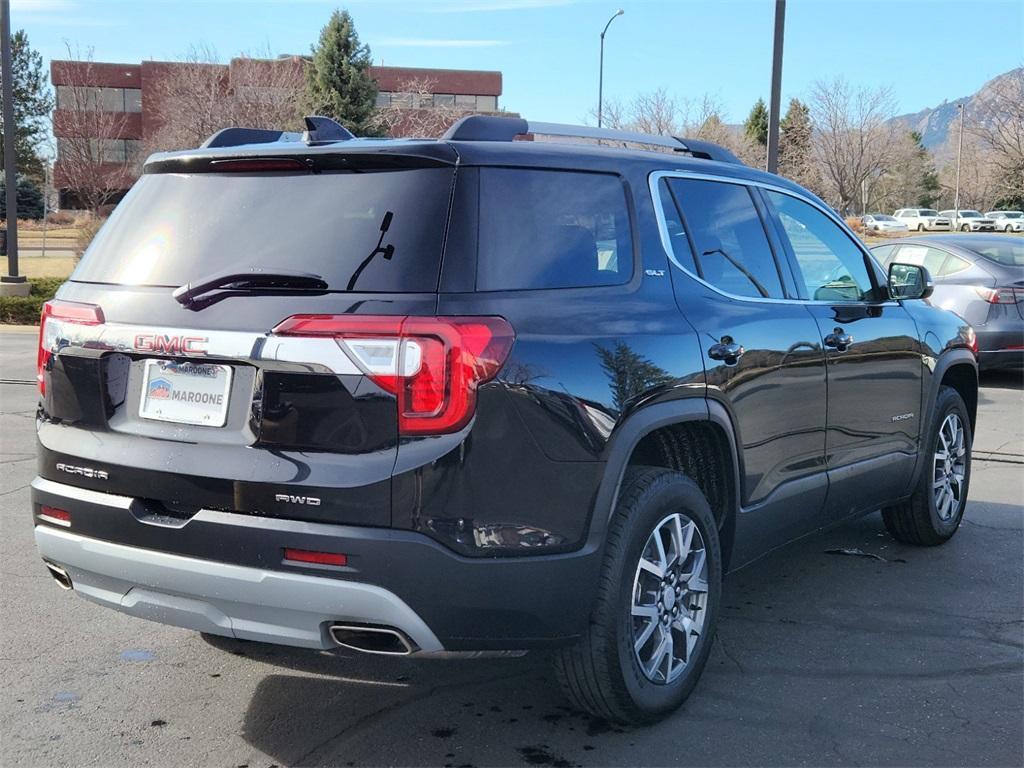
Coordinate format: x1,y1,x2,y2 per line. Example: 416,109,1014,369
37,300,105,396
975,287,1024,304
273,315,515,435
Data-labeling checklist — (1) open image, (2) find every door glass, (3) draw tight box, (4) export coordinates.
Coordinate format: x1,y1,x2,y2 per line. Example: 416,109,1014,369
666,178,785,299
766,191,875,302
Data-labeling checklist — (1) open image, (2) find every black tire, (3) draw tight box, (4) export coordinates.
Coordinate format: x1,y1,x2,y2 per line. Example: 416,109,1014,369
961,223,971,232
882,386,972,546
917,223,925,232
554,467,721,724
1006,225,1013,233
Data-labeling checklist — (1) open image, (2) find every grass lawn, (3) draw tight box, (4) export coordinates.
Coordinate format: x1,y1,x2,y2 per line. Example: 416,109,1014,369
16,257,78,279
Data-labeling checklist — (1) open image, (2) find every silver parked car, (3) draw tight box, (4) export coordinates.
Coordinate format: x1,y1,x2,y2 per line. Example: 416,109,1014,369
862,213,909,233
873,235,1024,369
985,211,1024,233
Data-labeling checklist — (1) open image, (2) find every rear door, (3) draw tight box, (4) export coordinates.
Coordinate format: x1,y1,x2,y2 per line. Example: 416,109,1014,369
655,174,829,562
39,155,457,527
761,190,922,520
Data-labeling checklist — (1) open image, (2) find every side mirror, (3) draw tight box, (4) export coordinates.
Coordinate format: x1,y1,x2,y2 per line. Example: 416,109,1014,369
888,262,934,301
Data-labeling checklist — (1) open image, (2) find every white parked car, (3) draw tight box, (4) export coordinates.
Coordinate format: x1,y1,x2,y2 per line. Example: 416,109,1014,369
939,209,997,232
893,208,952,231
861,214,909,233
985,211,1024,232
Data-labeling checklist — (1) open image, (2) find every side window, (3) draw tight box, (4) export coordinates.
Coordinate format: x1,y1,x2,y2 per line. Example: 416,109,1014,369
656,179,699,274
476,169,632,291
766,191,876,302
872,244,897,265
890,245,967,276
665,178,785,299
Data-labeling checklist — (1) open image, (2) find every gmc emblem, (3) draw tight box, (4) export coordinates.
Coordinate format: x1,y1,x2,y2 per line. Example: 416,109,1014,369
134,334,208,356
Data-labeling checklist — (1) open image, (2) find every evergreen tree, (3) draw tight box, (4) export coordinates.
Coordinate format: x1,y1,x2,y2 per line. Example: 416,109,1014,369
910,131,941,208
0,175,46,220
778,98,815,189
303,9,380,136
0,30,53,184
596,342,673,413
743,98,769,146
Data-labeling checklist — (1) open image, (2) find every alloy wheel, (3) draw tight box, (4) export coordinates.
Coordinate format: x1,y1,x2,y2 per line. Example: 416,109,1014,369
933,413,967,521
630,512,709,684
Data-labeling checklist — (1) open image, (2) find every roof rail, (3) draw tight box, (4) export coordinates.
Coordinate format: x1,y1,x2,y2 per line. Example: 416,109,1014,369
201,115,353,150
442,115,741,165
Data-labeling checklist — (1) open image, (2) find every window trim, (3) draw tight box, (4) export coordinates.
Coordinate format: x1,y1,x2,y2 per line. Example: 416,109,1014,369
648,169,895,306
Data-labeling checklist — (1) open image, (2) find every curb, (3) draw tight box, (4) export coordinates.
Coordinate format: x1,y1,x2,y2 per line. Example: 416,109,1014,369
0,325,40,334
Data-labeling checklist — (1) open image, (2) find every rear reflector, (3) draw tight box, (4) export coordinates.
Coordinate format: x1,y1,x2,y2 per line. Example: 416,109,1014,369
37,299,105,396
282,548,348,567
37,505,72,527
272,315,515,435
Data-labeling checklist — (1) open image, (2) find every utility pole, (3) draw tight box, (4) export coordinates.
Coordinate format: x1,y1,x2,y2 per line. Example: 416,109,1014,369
953,103,964,230
1,0,27,291
766,0,786,173
597,9,624,129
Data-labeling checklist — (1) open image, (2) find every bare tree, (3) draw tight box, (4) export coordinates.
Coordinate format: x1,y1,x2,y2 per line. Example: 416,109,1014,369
52,44,132,212
809,79,898,214
938,130,1000,211
966,68,1024,205
370,77,469,138
145,44,304,153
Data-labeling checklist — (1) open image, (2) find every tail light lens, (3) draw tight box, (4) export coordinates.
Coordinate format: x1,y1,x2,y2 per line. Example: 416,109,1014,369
37,300,105,396
273,315,515,435
975,286,1023,304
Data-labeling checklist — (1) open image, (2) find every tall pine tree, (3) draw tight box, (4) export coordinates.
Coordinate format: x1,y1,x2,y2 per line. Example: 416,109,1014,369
0,30,53,184
743,98,769,147
778,98,816,189
303,10,380,136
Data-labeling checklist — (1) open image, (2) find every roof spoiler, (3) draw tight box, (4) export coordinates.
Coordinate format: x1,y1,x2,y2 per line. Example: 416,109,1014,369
201,116,354,149
442,115,742,165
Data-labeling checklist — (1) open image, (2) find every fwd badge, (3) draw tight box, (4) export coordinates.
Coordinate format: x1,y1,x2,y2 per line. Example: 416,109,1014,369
275,493,321,506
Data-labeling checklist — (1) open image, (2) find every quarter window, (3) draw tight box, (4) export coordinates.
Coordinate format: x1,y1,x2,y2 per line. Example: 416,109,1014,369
476,169,632,291
766,191,876,302
665,178,785,299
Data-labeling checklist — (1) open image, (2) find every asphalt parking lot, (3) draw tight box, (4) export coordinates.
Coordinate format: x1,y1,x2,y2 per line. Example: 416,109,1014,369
1,327,1021,768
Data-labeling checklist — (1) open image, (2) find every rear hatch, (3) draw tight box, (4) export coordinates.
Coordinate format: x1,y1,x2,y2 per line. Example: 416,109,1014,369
38,148,460,527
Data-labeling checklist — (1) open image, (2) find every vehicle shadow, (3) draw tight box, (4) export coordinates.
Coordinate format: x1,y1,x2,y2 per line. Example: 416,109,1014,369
231,508,1023,768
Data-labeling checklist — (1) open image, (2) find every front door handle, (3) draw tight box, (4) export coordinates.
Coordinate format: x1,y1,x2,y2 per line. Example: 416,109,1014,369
708,337,745,365
824,328,853,352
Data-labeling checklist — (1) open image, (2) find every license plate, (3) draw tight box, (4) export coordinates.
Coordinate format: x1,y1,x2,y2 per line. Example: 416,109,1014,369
139,359,232,427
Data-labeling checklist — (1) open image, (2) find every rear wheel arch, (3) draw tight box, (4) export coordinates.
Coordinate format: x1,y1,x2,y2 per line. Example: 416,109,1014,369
594,399,741,571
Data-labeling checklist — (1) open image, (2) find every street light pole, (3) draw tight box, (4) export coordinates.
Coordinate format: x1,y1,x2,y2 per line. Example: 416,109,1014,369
1,0,25,286
766,0,786,173
597,9,624,129
953,103,964,230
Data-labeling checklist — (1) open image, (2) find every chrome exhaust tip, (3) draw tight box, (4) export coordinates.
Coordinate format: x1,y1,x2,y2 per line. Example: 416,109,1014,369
44,561,72,590
329,624,417,656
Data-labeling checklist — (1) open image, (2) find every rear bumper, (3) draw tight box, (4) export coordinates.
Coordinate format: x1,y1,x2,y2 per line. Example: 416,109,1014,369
31,477,602,650
35,523,444,652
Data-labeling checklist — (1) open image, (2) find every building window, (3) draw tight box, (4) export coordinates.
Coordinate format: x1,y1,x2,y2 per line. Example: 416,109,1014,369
455,94,476,108
476,95,497,112
375,92,392,108
56,85,142,113
433,93,455,107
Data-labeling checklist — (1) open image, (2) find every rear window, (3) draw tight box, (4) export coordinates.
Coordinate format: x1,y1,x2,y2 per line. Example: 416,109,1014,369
72,168,456,291
973,243,1024,267
475,168,632,291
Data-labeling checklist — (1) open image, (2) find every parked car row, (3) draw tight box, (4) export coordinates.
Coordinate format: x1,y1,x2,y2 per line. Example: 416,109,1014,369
865,209,1024,234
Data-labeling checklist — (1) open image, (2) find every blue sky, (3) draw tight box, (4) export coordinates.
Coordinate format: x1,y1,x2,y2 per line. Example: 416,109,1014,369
14,0,1024,124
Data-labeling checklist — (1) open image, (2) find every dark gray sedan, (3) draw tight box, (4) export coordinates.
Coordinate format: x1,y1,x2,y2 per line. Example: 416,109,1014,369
872,235,1023,370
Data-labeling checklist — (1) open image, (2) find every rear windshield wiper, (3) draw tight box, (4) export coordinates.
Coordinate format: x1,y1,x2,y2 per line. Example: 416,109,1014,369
173,270,329,308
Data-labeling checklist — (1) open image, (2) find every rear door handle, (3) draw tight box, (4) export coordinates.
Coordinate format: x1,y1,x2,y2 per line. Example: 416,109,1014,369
824,328,853,352
708,338,745,365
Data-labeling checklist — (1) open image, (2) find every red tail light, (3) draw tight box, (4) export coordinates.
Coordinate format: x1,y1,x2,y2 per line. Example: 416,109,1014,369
37,505,72,527
37,300,105,396
975,286,1023,304
282,548,348,567
273,315,515,435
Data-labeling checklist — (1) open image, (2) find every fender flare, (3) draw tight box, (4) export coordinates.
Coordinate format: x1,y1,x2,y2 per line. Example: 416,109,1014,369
586,398,742,544
908,348,978,488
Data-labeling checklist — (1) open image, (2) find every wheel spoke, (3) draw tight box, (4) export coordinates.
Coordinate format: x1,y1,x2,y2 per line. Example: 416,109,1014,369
653,528,668,573
634,616,657,652
631,603,658,619
639,556,664,579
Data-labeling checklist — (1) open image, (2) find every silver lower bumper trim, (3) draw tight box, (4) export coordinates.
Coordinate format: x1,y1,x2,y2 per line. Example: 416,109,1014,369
34,524,444,652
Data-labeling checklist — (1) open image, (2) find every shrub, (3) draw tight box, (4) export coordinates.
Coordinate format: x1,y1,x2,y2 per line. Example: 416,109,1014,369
845,216,865,234
75,216,106,260
0,176,45,220
46,210,78,226
0,276,63,324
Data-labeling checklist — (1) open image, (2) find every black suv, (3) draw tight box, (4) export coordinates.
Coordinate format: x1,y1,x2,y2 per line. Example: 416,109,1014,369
32,115,978,724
